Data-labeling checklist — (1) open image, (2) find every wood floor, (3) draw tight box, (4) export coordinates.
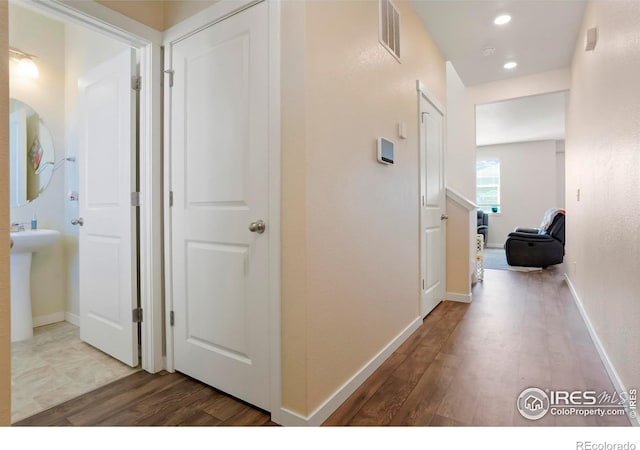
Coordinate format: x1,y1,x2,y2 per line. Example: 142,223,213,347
16,267,629,426
325,267,629,426
14,370,276,426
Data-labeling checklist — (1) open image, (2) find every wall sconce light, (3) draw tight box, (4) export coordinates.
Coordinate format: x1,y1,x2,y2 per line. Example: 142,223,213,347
9,47,39,80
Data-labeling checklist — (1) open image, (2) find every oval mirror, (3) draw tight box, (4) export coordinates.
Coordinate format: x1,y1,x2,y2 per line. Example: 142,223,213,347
9,98,56,208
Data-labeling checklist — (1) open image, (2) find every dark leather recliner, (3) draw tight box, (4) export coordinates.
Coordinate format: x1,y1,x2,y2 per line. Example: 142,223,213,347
504,211,565,268
477,210,488,243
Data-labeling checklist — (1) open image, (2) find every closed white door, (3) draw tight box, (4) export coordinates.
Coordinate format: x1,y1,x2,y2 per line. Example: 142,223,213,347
78,49,138,367
420,95,446,317
168,2,270,410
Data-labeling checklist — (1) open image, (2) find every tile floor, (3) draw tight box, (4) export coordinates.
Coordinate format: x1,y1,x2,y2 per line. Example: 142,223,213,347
11,321,139,423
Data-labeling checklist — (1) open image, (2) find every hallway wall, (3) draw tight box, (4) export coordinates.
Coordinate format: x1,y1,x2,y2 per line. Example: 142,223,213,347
565,0,640,408
96,0,216,31
281,0,446,418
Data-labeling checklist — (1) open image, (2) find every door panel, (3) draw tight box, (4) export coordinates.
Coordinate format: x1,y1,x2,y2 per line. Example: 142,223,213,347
169,2,270,410
78,49,138,367
421,97,446,317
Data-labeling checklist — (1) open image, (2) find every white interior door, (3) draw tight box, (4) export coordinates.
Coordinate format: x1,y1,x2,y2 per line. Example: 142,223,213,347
78,49,138,367
420,95,446,317
168,2,270,410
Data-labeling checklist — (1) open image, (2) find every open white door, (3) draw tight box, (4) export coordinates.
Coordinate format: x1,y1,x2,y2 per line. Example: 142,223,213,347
420,92,446,317
168,2,271,410
77,49,138,367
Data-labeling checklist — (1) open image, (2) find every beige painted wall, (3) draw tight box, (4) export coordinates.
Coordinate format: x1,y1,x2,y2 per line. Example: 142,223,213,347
565,0,640,399
97,0,216,31
163,1,216,28
97,0,165,30
0,0,11,427
281,0,445,416
9,5,67,322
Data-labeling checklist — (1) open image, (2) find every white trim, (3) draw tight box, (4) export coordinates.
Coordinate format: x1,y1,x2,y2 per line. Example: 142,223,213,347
445,292,472,304
138,43,164,374
64,312,80,327
416,80,445,115
446,186,477,211
24,0,164,374
266,0,282,426
162,0,282,421
278,317,422,426
565,274,639,427
28,0,162,45
162,0,263,43
162,42,175,373
32,312,65,328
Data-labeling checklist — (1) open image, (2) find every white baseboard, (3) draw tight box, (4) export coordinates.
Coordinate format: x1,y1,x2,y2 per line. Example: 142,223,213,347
32,312,65,328
485,243,503,249
446,292,472,303
565,274,639,427
65,312,80,327
277,316,422,426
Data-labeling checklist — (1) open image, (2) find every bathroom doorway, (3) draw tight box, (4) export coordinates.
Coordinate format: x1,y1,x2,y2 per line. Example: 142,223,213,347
7,2,159,423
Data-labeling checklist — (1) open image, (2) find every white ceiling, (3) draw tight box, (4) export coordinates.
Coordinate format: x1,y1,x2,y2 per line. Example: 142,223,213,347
410,0,586,86
476,91,566,146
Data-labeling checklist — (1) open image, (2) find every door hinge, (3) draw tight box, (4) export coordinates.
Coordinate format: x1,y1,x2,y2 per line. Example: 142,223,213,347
132,75,142,91
422,195,425,206
422,279,425,290
131,192,141,207
169,191,174,207
132,307,143,323
164,69,174,88
169,311,175,327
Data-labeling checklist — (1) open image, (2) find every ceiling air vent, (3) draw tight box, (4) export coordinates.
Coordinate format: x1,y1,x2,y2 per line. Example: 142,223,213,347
379,0,401,62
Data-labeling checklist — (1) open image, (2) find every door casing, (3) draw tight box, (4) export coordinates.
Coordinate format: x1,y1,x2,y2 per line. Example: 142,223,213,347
26,0,164,373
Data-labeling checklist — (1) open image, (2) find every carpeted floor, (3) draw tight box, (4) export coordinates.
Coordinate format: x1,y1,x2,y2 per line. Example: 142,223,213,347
483,247,510,270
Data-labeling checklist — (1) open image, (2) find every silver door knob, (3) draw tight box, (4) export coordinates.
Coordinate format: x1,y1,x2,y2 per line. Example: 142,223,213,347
248,220,266,234
71,217,84,226
441,214,449,221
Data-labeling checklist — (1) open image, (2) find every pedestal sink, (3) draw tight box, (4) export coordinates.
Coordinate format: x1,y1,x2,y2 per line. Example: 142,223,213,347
10,229,61,342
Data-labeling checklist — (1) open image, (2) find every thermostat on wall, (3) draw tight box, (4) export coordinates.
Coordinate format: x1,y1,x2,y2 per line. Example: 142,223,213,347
377,137,395,165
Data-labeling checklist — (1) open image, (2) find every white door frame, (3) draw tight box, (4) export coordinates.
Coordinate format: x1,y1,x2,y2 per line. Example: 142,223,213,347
22,0,165,372
162,0,281,420
416,80,447,317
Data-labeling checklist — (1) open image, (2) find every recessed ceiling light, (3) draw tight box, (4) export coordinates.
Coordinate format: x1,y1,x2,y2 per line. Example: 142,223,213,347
503,61,518,70
494,14,511,25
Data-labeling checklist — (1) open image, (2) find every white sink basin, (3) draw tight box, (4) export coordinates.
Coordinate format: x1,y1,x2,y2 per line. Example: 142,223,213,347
10,228,61,341
11,229,61,254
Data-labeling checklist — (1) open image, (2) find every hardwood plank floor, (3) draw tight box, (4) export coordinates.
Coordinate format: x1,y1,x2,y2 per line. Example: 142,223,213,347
14,371,274,427
326,266,631,426
15,266,630,427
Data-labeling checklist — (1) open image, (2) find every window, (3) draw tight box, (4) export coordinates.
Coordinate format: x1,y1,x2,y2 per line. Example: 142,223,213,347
476,159,500,212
